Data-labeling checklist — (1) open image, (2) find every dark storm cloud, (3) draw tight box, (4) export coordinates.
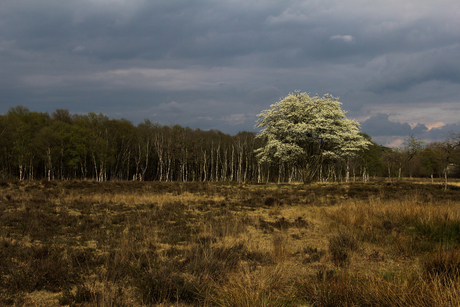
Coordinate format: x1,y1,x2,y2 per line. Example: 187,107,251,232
361,113,427,137
425,122,460,141
361,113,460,147
366,45,460,93
1,0,460,141
6,1,456,67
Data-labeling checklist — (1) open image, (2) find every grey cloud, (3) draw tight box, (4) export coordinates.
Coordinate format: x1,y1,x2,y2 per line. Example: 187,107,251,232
157,101,183,114
361,113,427,137
1,0,460,141
246,86,283,107
2,0,458,68
361,113,460,145
411,123,429,135
366,45,460,93
330,35,355,43
424,122,460,141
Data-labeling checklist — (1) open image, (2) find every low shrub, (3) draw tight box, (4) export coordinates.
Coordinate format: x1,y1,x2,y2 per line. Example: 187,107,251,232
136,263,200,304
329,230,359,267
423,248,460,284
1,244,77,293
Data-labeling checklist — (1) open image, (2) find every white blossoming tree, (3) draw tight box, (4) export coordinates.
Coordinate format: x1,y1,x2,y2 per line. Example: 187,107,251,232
255,91,370,182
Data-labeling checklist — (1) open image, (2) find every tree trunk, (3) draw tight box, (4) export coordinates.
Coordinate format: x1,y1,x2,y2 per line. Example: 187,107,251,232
278,164,282,184
223,149,228,181
244,155,248,182
257,163,261,184
346,159,350,183
289,166,296,183
141,141,149,181
158,155,163,182
126,149,130,181
211,143,214,181
47,146,52,181
238,148,243,182
388,162,391,182
445,167,448,191
231,146,234,181
29,158,33,180
184,148,188,182
216,144,220,182
93,154,99,181
19,164,23,181
203,151,207,182
166,157,171,182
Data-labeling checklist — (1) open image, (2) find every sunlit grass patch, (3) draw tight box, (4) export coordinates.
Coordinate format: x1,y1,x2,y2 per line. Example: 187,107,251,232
206,263,300,307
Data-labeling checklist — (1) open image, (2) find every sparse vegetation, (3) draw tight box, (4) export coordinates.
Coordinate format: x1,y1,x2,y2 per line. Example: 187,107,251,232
1,179,460,306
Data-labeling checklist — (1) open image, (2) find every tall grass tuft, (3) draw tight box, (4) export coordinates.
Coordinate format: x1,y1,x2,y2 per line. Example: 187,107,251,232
206,264,297,307
328,230,359,267
423,248,460,284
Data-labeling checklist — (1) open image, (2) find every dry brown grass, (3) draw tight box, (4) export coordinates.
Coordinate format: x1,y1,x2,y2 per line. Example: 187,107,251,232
1,179,460,306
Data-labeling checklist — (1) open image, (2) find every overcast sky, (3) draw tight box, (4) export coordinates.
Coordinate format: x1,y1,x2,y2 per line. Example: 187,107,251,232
1,0,459,146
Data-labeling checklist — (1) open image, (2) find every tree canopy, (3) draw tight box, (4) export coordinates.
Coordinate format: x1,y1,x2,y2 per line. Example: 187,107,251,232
254,91,370,180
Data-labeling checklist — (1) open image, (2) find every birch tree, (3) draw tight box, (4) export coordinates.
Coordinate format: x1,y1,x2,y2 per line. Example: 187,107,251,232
401,135,424,179
441,132,460,190
255,91,370,182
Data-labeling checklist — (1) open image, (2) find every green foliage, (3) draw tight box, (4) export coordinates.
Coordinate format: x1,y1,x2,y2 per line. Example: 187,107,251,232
412,219,460,246
356,133,387,177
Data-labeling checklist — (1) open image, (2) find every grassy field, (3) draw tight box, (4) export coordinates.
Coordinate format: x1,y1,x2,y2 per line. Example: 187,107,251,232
1,179,460,306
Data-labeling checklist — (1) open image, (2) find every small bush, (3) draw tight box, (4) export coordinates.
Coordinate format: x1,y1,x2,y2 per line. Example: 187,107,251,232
0,180,9,187
259,216,300,231
207,265,296,307
302,246,326,263
2,245,76,293
185,247,229,281
382,270,398,282
273,233,289,260
264,197,282,207
59,284,98,305
413,220,460,246
185,242,251,280
136,264,200,304
423,248,460,283
329,230,359,267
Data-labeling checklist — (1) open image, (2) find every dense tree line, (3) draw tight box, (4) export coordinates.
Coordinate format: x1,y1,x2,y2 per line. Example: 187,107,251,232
0,107,262,182
0,106,459,183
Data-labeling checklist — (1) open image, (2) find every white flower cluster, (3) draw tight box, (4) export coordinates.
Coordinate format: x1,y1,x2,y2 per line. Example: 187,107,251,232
255,91,371,165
